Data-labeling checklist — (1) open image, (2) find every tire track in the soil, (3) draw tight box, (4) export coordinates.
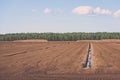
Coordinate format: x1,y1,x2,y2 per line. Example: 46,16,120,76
4,51,27,57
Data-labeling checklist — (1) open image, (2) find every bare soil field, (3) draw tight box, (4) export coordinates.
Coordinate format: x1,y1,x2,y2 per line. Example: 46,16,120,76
91,41,120,73
0,40,120,80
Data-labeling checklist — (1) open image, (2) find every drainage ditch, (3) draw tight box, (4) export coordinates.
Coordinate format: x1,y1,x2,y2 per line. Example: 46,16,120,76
83,43,91,68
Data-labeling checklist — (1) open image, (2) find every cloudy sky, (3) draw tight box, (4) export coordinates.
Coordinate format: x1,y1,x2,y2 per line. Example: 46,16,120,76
0,0,120,33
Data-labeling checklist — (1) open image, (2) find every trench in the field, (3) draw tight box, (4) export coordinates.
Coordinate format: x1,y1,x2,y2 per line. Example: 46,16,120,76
83,43,91,68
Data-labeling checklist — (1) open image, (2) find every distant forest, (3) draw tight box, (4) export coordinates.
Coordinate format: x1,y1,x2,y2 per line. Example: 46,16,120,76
0,32,120,41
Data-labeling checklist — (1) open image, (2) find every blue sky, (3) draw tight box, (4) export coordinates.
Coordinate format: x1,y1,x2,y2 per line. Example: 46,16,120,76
0,0,120,33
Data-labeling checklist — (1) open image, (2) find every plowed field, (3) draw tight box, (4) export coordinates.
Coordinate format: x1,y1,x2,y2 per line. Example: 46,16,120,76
91,42,120,73
0,40,120,80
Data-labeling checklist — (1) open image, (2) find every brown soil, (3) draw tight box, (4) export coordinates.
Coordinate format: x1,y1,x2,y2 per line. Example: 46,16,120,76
91,42,120,73
0,40,120,80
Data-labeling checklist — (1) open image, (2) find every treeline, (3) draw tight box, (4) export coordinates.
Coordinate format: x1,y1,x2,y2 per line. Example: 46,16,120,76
0,32,120,41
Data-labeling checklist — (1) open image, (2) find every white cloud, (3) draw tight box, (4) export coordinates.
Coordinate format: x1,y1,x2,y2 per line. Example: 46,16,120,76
94,7,111,15
72,6,112,16
113,9,120,17
44,8,51,14
72,6,93,15
32,9,37,12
